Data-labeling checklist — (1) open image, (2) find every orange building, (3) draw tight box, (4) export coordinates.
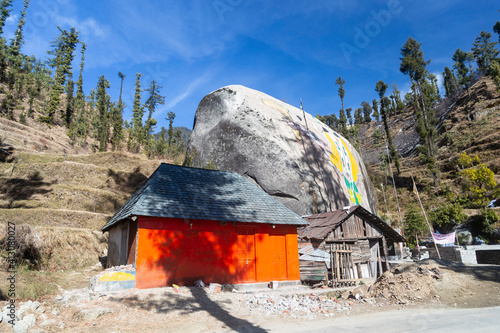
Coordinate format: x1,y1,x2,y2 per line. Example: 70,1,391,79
101,163,307,289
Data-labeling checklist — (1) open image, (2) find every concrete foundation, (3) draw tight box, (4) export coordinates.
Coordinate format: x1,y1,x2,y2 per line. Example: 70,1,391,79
90,266,136,292
224,280,301,292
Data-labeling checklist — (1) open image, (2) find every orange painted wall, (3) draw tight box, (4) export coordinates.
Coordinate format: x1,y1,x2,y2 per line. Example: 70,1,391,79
135,217,300,289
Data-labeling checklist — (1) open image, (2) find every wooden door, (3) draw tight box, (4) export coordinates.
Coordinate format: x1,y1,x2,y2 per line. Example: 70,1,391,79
237,229,256,282
271,234,287,280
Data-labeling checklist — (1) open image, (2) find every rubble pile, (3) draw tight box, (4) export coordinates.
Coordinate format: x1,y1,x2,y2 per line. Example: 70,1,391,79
368,265,443,304
244,293,370,318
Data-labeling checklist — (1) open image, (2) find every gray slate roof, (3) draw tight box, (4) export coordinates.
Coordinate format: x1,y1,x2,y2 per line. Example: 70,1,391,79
102,163,307,231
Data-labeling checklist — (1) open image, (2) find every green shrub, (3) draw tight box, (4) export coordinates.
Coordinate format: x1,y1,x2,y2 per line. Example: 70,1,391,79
429,204,467,233
470,209,499,244
404,205,428,248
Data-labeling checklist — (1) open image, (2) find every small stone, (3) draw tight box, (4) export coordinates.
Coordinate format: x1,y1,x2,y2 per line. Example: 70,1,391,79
51,308,60,316
40,319,58,327
80,308,113,320
23,313,36,328
31,301,41,311
13,320,29,333
38,313,48,321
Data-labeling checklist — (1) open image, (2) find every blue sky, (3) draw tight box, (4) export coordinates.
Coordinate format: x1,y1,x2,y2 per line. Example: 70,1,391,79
3,0,499,130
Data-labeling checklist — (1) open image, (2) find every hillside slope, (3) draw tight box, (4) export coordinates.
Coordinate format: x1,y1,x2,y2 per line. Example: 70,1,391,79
357,75,500,231
0,115,166,272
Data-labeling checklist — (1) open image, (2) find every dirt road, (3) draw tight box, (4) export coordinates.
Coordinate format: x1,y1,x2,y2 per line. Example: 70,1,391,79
264,306,500,332
2,259,500,332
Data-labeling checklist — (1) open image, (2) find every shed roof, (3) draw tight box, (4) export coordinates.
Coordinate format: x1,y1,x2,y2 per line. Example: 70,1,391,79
102,163,307,232
298,205,405,243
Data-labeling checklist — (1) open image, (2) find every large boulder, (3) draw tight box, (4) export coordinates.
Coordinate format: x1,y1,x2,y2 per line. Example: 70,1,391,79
187,85,376,216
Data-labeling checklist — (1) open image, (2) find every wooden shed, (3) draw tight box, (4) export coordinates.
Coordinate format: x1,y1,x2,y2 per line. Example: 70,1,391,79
298,205,405,287
101,163,307,289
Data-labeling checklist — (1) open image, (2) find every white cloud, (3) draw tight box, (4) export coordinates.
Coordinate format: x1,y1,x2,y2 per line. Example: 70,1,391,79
161,74,211,112
55,16,107,39
433,72,444,93
6,14,18,24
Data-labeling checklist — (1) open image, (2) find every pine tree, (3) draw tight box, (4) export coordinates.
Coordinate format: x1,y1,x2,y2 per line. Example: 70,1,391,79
428,73,441,101
452,49,474,93
372,99,379,121
354,107,363,124
361,101,372,123
376,80,400,173
335,76,346,114
346,107,353,125
338,108,347,136
400,37,438,181
8,0,29,59
44,27,79,124
155,126,168,157
166,111,176,149
111,72,126,150
95,75,110,152
129,73,144,151
442,67,458,97
64,80,74,127
391,83,405,113
494,21,500,43
144,80,165,146
472,31,499,74
72,42,88,141
0,0,13,36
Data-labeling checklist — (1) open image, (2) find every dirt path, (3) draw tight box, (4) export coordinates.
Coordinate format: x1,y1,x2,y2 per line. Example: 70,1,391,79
2,259,500,332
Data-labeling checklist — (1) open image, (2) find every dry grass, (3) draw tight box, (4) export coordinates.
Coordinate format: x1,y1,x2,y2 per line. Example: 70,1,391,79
0,223,107,299
0,209,110,230
0,223,107,270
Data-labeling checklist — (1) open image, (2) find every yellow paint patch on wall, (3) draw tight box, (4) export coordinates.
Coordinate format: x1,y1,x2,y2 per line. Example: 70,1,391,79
262,98,290,119
100,272,135,282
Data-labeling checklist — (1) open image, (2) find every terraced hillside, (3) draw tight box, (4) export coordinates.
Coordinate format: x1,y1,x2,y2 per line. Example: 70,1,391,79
0,115,164,272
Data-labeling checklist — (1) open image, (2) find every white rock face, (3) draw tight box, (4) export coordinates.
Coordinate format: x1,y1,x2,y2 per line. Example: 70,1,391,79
188,85,377,215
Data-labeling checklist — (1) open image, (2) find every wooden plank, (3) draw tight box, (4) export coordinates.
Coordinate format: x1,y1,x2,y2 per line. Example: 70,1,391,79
350,244,356,279
382,236,390,272
376,241,383,278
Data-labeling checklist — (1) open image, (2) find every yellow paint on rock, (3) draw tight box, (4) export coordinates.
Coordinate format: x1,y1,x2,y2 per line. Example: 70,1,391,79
100,271,135,282
262,98,291,119
324,133,342,172
340,138,359,182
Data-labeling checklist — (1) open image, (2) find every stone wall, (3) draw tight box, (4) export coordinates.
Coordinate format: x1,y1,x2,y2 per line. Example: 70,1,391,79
473,245,500,265
425,245,500,265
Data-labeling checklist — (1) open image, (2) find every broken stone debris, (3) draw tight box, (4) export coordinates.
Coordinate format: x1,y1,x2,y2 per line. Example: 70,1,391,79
269,281,279,290
80,308,114,321
209,283,222,294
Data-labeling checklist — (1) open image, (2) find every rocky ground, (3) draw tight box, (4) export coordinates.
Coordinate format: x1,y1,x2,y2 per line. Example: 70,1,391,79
1,258,500,332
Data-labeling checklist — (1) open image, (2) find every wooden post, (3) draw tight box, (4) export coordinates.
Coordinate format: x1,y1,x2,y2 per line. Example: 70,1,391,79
330,244,334,286
382,236,390,272
350,245,356,278
376,241,383,278
335,244,340,287
356,263,362,279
